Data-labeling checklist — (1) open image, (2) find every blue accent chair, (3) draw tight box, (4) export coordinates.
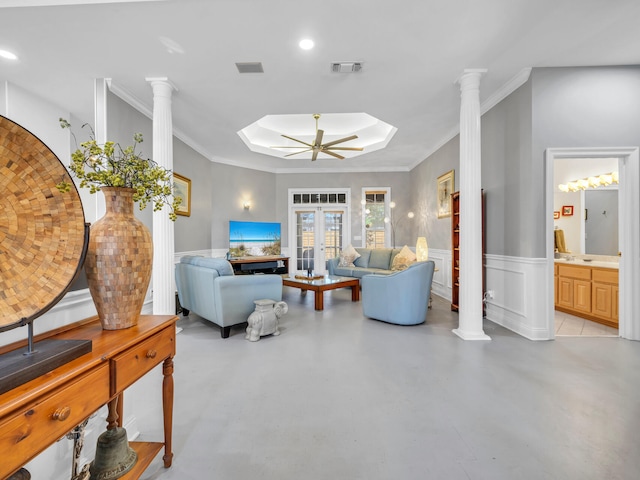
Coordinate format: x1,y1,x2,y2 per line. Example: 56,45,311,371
361,261,435,325
175,256,283,338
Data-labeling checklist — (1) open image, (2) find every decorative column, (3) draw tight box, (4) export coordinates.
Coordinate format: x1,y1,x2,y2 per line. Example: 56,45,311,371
453,69,490,341
147,77,177,315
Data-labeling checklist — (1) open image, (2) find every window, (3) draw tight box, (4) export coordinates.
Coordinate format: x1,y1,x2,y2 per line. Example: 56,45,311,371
362,188,389,248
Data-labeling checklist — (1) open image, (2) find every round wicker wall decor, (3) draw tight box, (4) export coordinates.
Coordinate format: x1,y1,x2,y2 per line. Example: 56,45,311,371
0,115,88,332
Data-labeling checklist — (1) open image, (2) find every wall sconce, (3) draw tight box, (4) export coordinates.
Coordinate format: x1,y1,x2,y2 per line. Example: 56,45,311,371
243,200,251,210
416,237,429,261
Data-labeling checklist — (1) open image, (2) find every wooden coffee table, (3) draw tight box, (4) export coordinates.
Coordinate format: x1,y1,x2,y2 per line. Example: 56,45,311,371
282,275,360,311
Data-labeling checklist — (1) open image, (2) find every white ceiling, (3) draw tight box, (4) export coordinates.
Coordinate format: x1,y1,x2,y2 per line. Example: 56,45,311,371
1,0,639,173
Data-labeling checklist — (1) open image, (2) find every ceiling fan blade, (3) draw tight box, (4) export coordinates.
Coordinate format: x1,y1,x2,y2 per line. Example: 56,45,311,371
314,129,324,147
311,149,319,161
322,135,358,148
285,148,312,157
281,134,314,147
325,147,364,151
271,146,313,149
321,150,345,160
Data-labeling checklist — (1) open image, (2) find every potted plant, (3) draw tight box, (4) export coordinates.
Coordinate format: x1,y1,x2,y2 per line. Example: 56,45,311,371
57,118,182,330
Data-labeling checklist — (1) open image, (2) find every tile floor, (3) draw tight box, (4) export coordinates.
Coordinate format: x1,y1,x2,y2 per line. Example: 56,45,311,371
131,289,639,480
554,310,618,337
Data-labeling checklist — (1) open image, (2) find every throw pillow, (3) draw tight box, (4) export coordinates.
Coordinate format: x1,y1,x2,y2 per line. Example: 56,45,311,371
337,244,360,268
342,244,361,260
338,253,357,267
391,245,416,271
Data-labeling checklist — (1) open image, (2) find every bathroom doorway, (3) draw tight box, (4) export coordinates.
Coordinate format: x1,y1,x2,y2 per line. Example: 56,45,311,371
545,147,640,341
553,156,619,337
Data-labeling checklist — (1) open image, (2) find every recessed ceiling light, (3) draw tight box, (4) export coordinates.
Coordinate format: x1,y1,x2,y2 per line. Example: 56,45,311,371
0,49,18,61
299,39,314,50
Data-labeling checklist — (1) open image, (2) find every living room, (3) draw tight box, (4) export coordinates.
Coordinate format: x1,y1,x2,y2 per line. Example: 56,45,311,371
2,1,640,478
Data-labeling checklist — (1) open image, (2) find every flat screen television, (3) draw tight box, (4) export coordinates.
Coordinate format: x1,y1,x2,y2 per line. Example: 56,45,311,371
229,220,281,257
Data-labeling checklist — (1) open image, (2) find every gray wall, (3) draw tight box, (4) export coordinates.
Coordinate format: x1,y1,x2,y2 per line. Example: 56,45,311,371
173,138,214,252
409,137,459,251
481,80,533,257
107,93,154,229
411,66,640,260
210,163,277,251
105,65,640,260
531,66,640,257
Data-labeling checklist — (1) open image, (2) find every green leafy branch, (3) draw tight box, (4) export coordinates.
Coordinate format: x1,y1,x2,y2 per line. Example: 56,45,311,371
56,118,181,221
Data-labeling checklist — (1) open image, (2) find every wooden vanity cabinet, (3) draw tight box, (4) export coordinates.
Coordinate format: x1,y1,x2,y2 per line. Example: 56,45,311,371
554,263,618,328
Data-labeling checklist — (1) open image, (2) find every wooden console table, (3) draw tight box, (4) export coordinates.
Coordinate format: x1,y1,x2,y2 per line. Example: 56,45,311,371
229,256,289,275
0,314,178,479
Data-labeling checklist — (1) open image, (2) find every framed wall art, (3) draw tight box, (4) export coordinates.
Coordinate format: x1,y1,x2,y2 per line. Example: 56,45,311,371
173,173,191,217
553,211,560,220
562,205,573,216
437,169,455,218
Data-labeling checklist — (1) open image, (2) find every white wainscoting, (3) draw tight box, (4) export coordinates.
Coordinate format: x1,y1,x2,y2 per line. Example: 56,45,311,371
174,249,218,263
428,248,452,302
483,254,552,341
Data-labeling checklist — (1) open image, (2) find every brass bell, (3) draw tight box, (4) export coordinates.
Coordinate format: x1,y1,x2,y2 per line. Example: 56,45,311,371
89,427,137,480
7,468,31,480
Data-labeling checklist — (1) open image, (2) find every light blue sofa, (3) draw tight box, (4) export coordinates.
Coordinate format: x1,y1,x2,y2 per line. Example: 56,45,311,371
327,248,404,278
361,261,435,325
175,256,283,338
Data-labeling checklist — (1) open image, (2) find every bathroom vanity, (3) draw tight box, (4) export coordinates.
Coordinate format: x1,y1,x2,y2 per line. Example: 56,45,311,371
554,259,618,328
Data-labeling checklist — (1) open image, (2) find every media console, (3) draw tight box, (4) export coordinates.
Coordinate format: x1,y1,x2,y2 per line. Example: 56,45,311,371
229,256,289,275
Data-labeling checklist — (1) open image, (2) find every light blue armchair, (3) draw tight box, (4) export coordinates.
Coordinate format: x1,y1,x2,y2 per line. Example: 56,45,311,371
175,256,283,338
361,261,435,325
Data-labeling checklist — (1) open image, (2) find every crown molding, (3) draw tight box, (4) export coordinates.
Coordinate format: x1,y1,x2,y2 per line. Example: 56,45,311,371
109,68,533,175
481,67,532,115
408,67,533,171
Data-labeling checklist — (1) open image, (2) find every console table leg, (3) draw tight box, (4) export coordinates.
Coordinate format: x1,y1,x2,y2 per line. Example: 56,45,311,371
162,357,174,468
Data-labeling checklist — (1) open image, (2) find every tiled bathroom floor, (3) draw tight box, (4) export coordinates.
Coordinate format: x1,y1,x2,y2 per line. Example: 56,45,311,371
555,310,618,336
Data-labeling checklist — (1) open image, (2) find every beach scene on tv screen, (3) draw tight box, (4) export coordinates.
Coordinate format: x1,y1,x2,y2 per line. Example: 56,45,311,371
229,221,281,257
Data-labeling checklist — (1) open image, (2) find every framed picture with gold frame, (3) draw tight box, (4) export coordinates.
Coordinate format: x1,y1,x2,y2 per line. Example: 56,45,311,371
437,170,455,218
173,173,191,217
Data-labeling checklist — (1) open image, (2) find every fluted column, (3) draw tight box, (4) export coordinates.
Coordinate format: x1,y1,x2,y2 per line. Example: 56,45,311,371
453,69,490,341
147,77,177,315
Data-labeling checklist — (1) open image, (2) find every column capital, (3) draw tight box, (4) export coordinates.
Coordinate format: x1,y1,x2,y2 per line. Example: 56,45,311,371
145,77,179,94
455,69,488,88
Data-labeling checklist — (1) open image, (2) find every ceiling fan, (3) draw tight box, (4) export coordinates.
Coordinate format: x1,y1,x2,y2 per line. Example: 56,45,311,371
272,113,363,161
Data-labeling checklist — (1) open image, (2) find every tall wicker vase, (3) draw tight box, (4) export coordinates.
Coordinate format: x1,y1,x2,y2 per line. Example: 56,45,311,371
85,187,153,330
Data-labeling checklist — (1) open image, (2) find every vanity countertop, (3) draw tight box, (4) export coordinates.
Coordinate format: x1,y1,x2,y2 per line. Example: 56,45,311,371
554,258,619,270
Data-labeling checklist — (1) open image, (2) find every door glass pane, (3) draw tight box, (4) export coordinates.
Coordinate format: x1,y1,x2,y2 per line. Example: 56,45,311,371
296,211,315,270
324,211,343,261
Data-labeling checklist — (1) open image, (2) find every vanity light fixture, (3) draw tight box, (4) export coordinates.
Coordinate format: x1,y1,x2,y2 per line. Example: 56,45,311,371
243,201,251,210
558,172,618,192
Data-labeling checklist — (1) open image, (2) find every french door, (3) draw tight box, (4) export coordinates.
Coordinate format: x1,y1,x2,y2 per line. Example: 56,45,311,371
292,208,346,274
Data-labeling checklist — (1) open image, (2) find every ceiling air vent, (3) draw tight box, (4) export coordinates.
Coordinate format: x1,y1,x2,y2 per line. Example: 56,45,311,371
235,62,264,74
331,62,363,73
